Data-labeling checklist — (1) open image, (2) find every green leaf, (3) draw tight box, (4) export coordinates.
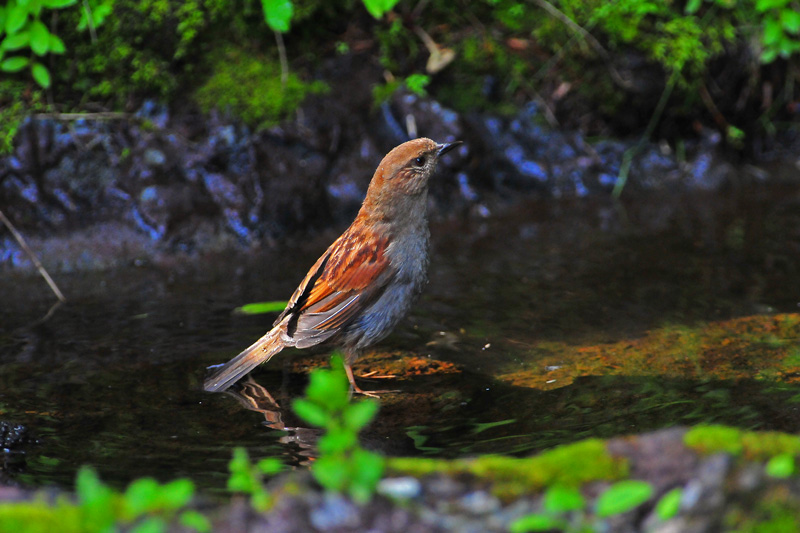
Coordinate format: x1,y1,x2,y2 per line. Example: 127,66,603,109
763,17,784,46
304,360,349,408
227,471,257,493
348,448,384,503
756,0,789,12
28,19,49,55
179,510,212,533
234,301,288,315
75,467,116,530
760,47,779,63
293,398,330,427
766,453,796,478
251,491,272,511
159,478,195,509
29,0,42,18
1,55,29,72
48,33,65,53
596,480,654,517
655,488,683,520
31,61,50,87
41,0,77,7
684,0,703,13
228,448,258,493
781,9,800,33
1,31,30,51
124,477,160,517
312,455,349,491
131,516,167,533
319,427,358,455
257,457,284,475
362,0,400,19
509,513,567,533
343,400,379,431
260,0,292,33
5,3,29,35
543,485,586,514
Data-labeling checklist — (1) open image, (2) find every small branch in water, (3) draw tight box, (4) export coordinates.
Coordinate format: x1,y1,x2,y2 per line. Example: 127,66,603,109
32,111,133,121
0,208,66,303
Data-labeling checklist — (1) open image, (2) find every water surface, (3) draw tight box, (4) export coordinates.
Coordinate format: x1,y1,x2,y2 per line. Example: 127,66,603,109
2,182,800,492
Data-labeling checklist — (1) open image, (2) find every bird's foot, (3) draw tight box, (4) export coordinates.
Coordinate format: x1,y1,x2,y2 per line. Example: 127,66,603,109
358,370,396,379
345,363,398,397
349,384,400,398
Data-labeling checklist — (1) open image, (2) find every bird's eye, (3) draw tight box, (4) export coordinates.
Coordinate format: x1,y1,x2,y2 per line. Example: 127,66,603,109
413,156,426,167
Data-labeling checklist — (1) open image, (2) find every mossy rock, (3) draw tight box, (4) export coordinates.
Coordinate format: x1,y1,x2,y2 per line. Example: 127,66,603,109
193,46,328,129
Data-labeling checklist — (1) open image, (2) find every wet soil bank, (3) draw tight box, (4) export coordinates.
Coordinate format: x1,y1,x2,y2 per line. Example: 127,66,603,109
2,55,799,272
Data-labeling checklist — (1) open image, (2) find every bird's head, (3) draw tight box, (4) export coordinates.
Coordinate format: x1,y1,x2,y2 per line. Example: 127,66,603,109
362,138,461,220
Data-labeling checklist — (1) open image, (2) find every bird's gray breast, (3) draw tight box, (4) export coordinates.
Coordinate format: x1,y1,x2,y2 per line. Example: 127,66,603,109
349,223,430,349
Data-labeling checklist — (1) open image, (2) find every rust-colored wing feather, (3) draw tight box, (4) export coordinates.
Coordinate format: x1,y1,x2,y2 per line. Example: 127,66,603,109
277,223,395,348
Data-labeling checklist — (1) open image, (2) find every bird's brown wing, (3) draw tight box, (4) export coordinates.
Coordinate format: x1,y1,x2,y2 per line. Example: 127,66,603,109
275,224,395,348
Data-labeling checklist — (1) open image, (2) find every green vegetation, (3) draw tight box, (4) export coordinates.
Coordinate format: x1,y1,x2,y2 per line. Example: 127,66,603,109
0,467,209,533
193,46,327,129
685,425,800,459
0,0,78,89
1,0,799,153
233,300,289,316
509,480,657,532
293,354,385,503
388,438,628,499
227,448,283,511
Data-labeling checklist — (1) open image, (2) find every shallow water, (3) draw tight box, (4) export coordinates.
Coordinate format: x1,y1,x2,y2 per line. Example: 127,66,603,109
2,181,800,492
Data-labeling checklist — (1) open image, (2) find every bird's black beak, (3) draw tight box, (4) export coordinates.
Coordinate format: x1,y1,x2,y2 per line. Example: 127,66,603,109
436,141,462,157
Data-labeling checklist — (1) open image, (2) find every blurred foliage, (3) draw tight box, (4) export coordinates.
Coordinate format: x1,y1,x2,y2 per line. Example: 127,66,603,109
193,46,327,129
293,354,385,504
0,0,799,152
227,447,283,511
0,466,209,533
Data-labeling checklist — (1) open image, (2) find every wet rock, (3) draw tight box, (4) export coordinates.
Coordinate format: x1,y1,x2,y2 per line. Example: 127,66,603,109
0,54,784,271
309,493,362,530
378,476,423,500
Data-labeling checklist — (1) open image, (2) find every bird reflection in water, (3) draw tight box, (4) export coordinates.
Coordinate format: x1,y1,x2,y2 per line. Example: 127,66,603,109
220,376,320,462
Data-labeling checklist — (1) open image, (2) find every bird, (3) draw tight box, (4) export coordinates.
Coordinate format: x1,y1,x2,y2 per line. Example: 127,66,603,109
204,137,462,396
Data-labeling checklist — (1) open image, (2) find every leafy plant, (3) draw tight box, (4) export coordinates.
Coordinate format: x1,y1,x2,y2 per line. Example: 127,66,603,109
655,487,683,521
227,447,284,511
0,0,76,88
0,467,210,533
293,354,384,503
766,453,796,478
510,480,655,533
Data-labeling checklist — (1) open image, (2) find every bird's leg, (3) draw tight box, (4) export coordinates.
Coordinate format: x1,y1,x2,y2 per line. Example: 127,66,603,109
343,349,398,397
344,362,381,398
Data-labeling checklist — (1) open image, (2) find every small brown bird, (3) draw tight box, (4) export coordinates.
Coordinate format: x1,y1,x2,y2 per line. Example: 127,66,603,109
204,138,461,395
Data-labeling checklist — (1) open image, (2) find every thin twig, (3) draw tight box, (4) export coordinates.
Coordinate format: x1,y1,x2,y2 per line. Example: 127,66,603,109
527,0,633,90
82,0,98,44
612,69,679,199
32,111,133,121
528,0,608,59
0,208,66,302
274,30,288,88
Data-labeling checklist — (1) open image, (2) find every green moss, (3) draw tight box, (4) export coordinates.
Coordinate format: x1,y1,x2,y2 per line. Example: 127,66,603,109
388,438,627,498
0,499,82,533
194,46,327,129
726,487,800,533
685,425,800,460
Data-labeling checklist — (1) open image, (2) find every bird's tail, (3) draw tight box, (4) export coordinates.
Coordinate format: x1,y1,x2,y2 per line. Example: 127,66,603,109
203,327,286,392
